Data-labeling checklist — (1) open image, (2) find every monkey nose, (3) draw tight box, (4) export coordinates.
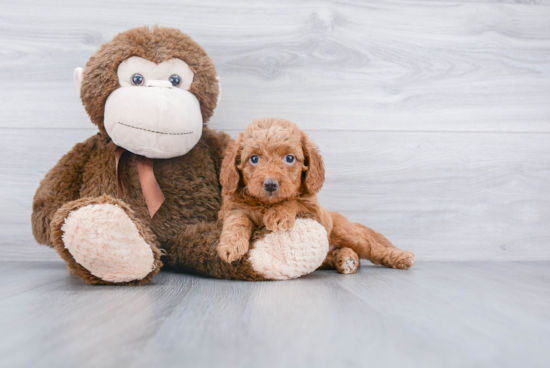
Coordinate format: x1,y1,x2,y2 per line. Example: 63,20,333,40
263,179,279,193
145,80,173,88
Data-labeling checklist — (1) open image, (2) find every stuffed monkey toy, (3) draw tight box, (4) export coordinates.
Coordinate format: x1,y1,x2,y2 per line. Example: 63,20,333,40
31,26,330,285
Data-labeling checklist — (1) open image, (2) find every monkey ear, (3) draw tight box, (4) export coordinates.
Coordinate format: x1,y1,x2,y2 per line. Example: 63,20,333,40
73,67,84,91
216,74,222,106
220,138,241,195
301,131,325,194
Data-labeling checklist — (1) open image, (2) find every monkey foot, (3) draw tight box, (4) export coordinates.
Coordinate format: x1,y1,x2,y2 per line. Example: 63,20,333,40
61,202,157,283
248,218,329,280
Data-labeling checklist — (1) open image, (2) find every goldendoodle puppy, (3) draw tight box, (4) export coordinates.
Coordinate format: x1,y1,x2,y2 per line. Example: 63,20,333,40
217,118,415,274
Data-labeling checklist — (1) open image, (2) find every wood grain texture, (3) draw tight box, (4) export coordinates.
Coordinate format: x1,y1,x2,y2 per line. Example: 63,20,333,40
0,261,549,368
1,0,550,262
0,0,549,132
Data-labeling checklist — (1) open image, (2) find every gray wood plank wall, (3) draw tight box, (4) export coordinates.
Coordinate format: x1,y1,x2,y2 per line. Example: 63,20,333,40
1,0,549,262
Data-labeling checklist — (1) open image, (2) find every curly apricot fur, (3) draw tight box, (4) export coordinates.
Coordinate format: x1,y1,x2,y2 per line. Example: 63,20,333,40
218,118,415,270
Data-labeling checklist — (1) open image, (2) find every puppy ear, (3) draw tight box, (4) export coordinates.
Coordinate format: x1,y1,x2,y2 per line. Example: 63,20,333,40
220,138,241,195
301,131,325,194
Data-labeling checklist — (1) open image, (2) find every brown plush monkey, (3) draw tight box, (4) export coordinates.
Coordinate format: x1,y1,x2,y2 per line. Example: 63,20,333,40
31,26,330,285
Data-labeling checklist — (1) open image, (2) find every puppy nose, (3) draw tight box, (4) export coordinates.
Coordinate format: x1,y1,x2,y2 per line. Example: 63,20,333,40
263,179,279,193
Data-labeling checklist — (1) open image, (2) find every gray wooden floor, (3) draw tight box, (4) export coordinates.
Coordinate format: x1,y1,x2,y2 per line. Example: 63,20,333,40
1,1,550,367
1,261,549,368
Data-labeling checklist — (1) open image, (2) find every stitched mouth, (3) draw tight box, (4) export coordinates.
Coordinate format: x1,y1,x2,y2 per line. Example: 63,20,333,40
118,122,193,135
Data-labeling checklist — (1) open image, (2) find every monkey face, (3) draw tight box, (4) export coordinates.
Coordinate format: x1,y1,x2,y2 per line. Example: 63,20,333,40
103,57,203,159
76,27,220,157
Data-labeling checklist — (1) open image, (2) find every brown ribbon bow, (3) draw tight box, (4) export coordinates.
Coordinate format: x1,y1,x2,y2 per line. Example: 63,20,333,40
115,147,165,218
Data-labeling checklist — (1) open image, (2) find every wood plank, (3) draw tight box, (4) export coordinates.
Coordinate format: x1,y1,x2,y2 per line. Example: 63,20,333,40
2,128,549,261
0,266,195,368
0,261,548,368
0,225,59,262
0,0,549,132
0,260,67,300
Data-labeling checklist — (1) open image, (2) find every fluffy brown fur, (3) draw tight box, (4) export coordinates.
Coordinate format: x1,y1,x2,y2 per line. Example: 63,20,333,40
218,118,416,271
31,27,272,284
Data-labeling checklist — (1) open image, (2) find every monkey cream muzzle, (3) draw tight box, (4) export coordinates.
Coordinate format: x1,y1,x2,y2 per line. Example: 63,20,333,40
145,79,173,88
104,85,203,159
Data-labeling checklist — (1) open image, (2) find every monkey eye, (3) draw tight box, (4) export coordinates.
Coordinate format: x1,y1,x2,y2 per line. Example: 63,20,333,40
169,74,182,87
285,154,295,165
249,155,259,166
131,73,144,86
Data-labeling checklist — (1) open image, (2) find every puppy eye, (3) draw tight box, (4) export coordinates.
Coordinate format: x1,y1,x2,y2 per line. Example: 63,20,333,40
249,155,259,166
131,73,144,86
169,74,182,87
285,155,295,164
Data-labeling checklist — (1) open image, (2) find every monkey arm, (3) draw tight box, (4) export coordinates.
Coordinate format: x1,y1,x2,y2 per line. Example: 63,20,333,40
161,216,329,281
31,135,98,246
161,221,268,281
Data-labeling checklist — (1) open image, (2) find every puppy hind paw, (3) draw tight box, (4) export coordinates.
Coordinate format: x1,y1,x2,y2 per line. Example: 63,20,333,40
392,251,416,270
336,248,360,275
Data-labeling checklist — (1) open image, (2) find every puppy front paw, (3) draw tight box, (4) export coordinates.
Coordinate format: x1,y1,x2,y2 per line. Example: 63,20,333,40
263,211,296,232
217,238,250,263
